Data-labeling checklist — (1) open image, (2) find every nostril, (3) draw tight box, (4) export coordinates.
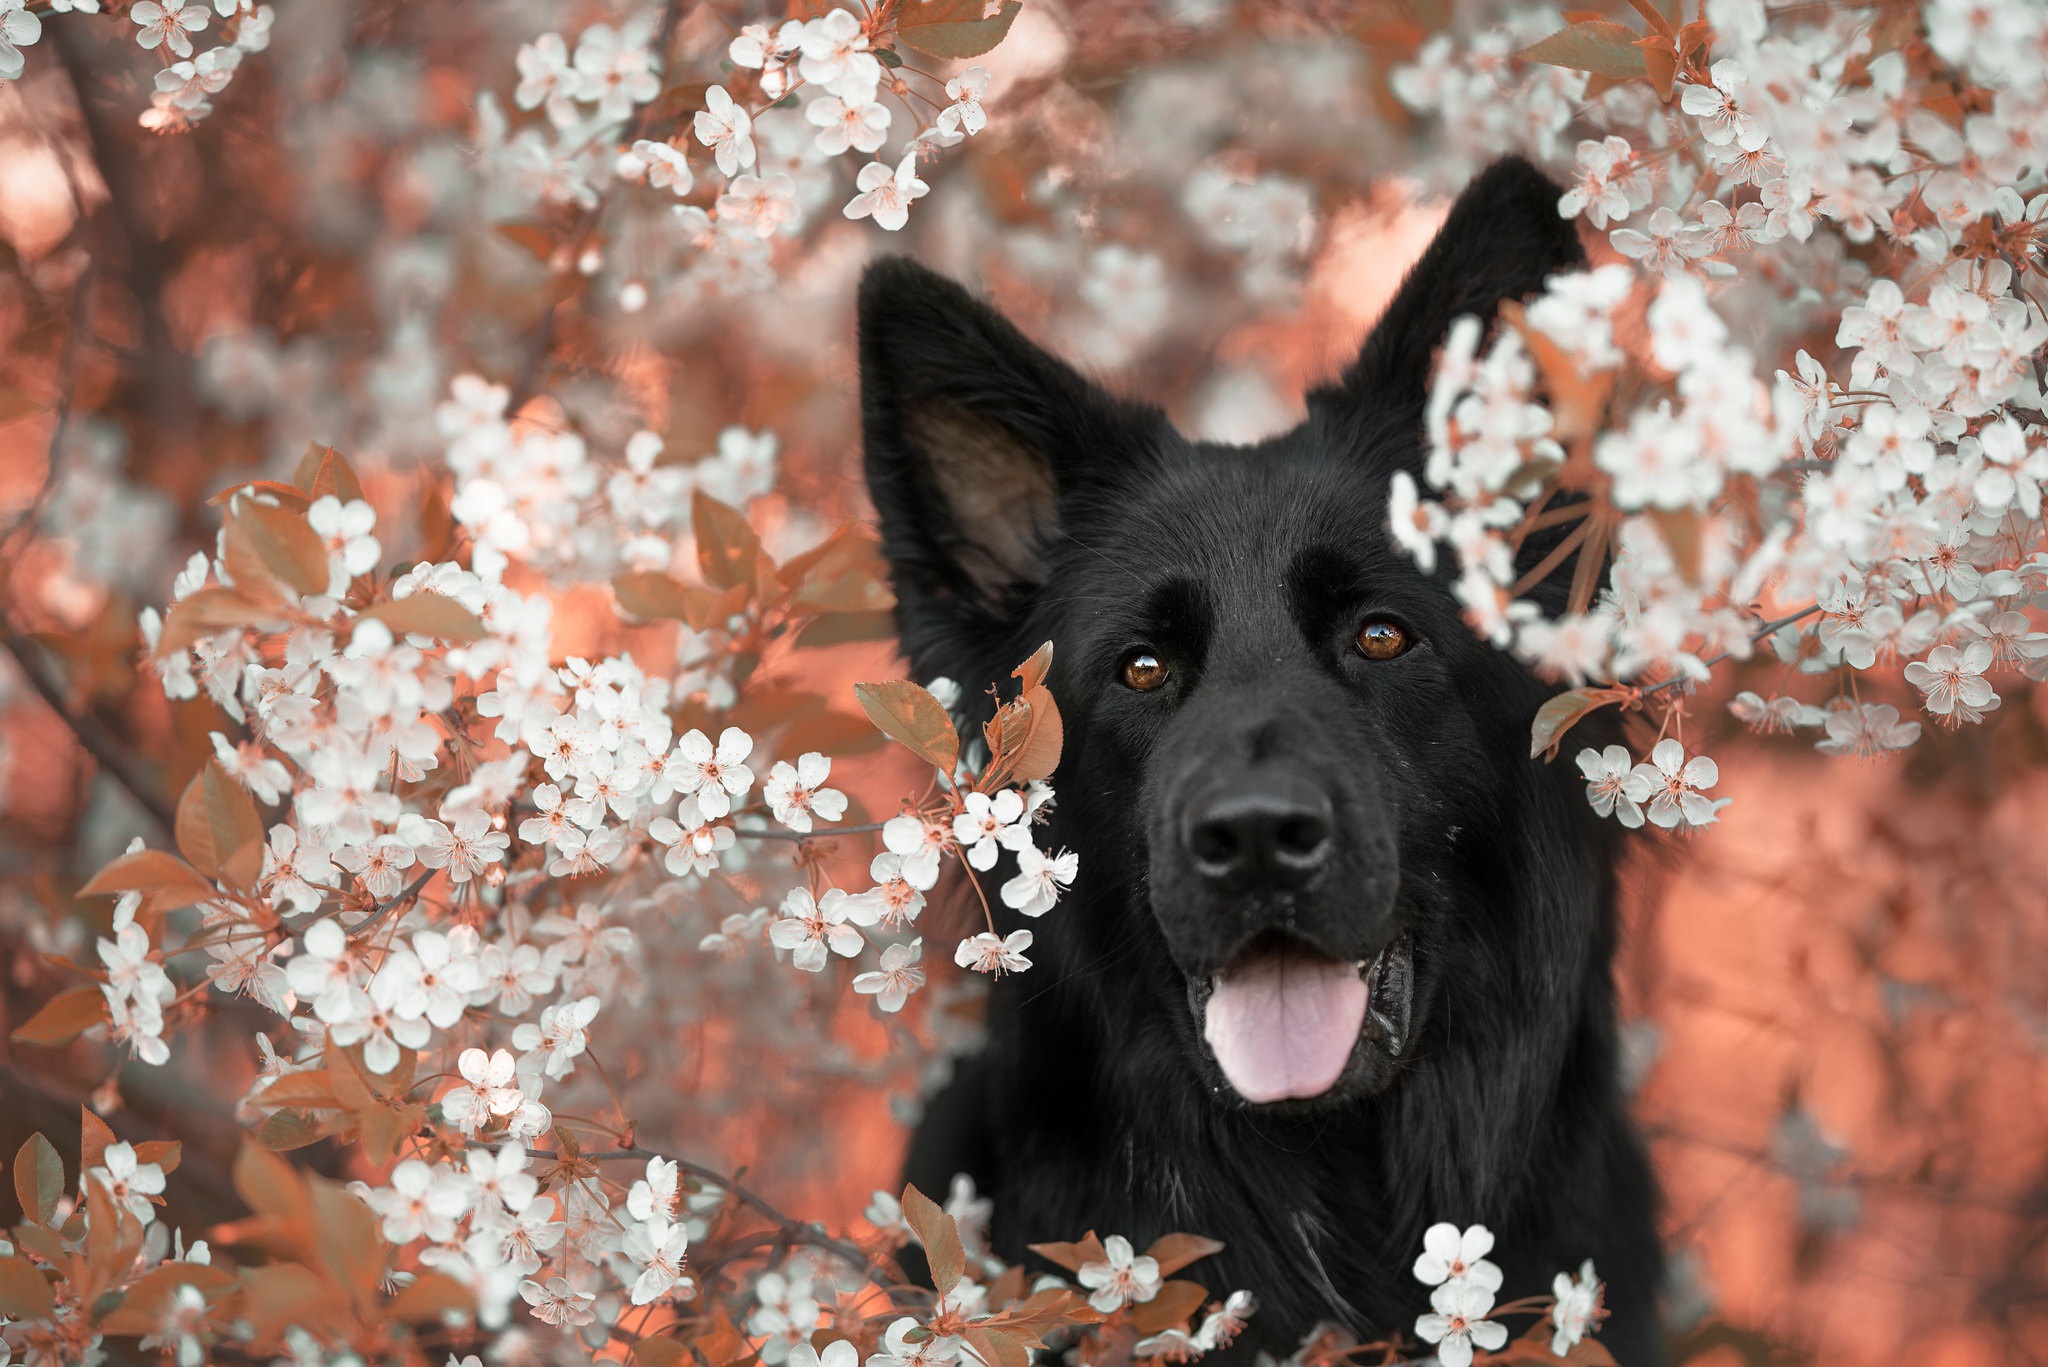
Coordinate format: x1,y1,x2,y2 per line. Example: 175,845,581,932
1190,821,1241,872
1273,813,1330,863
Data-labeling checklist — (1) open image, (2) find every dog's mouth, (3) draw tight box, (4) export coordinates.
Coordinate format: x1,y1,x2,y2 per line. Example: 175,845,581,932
1192,930,1414,1106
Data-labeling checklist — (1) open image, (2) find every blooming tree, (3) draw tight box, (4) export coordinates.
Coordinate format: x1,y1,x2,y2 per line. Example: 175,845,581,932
0,0,2040,1363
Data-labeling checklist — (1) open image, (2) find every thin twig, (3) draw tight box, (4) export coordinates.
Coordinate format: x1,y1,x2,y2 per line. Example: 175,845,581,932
1634,602,1823,701
0,621,176,834
346,868,437,940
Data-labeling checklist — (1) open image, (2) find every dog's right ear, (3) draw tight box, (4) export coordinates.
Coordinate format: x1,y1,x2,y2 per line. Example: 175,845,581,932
859,258,1158,676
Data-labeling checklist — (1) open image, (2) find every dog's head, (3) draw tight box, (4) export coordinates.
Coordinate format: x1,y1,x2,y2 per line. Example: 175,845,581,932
859,159,1606,1113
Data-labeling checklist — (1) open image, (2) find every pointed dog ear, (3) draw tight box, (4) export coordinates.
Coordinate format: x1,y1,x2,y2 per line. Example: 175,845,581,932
1323,157,1584,411
859,258,1159,676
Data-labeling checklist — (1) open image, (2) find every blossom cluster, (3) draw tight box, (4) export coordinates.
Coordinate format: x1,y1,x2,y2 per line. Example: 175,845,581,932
0,0,277,130
1390,0,2048,831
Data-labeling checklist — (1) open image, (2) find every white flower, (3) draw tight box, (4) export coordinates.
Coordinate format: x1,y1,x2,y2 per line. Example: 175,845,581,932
1076,1235,1161,1313
764,752,847,833
405,808,509,882
1412,1222,1505,1294
954,929,1032,977
629,139,692,195
797,8,879,95
806,89,891,156
441,1047,523,1135
848,851,927,927
717,173,799,240
843,151,929,232
852,939,926,1012
1550,1259,1602,1356
730,20,802,97
510,995,601,1085
627,1156,679,1223
865,1316,961,1367
131,0,208,58
364,1158,471,1245
1629,738,1729,830
1903,641,1999,721
769,887,866,971
882,813,949,890
306,495,380,594
694,85,755,177
951,789,1030,870
623,1218,691,1305
1414,1282,1508,1367
1000,844,1076,917
520,1275,596,1326
937,66,990,136
671,726,755,819
1814,702,1921,759
1574,745,1650,828
90,1141,167,1226
210,732,290,805
0,1,43,82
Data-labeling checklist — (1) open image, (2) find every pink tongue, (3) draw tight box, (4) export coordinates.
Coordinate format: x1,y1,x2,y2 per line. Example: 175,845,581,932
1203,947,1368,1104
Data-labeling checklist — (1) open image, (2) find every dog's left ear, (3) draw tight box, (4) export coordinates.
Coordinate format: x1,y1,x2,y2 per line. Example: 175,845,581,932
859,258,1159,677
1323,156,1584,411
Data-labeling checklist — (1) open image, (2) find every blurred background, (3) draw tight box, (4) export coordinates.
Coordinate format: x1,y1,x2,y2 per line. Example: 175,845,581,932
0,1,2043,1363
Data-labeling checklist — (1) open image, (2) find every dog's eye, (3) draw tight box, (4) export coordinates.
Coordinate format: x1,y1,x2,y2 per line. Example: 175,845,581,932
1120,650,1169,692
1355,619,1411,661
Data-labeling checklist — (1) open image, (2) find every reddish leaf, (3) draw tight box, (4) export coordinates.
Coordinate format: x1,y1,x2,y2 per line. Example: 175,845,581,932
0,1256,54,1320
293,443,365,502
207,479,312,511
631,1339,689,1367
233,1140,315,1232
901,1183,966,1297
1529,686,1634,761
254,1071,342,1109
896,0,1023,59
1144,1233,1224,1278
230,499,331,597
387,1270,475,1322
1026,1233,1108,1274
782,709,889,759
1516,21,1649,78
253,1107,343,1151
155,586,280,655
961,1326,1031,1367
175,760,266,891
614,571,723,625
131,1140,182,1176
309,1178,385,1307
79,849,216,909
13,1133,63,1225
1131,1280,1210,1334
96,1262,237,1334
358,592,487,643
1012,641,1054,692
80,1106,117,1175
855,681,960,773
11,986,108,1048
694,491,765,591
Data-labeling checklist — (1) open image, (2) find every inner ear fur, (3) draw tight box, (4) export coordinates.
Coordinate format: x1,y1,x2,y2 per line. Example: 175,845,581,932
905,401,1059,601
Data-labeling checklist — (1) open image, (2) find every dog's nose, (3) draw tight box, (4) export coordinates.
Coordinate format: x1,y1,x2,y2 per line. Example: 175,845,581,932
1184,777,1333,890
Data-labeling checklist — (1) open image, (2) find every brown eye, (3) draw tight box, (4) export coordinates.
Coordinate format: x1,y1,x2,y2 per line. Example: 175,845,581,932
1355,619,1411,661
1121,650,1169,692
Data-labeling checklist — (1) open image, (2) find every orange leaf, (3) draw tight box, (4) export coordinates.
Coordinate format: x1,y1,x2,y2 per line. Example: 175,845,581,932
207,479,312,511
79,849,216,910
961,1326,1031,1367
1027,1233,1108,1274
96,1262,237,1334
255,1071,342,1109
233,1140,314,1233
896,0,1023,59
293,443,365,502
1529,686,1634,761
855,681,960,773
901,1183,966,1297
693,491,765,592
631,1339,690,1367
0,1256,54,1320
613,571,724,625
253,1107,343,1151
1516,21,1650,79
80,1105,117,1175
230,499,331,597
13,1133,63,1225
155,586,281,656
387,1270,476,1322
1012,640,1054,692
358,592,487,643
1144,1233,1224,1277
176,761,266,891
10,986,108,1048
1131,1280,1209,1335
131,1140,181,1176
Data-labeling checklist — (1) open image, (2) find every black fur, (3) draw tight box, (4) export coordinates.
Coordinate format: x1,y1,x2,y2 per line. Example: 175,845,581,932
859,158,1662,1365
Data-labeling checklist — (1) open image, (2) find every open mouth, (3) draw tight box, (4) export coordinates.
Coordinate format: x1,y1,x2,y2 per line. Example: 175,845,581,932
1195,931,1414,1105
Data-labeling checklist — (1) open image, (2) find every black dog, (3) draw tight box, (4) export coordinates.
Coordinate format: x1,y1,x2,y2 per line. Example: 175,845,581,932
858,158,1662,1365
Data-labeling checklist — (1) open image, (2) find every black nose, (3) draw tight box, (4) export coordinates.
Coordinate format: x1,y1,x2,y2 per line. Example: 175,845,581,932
1183,776,1334,891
